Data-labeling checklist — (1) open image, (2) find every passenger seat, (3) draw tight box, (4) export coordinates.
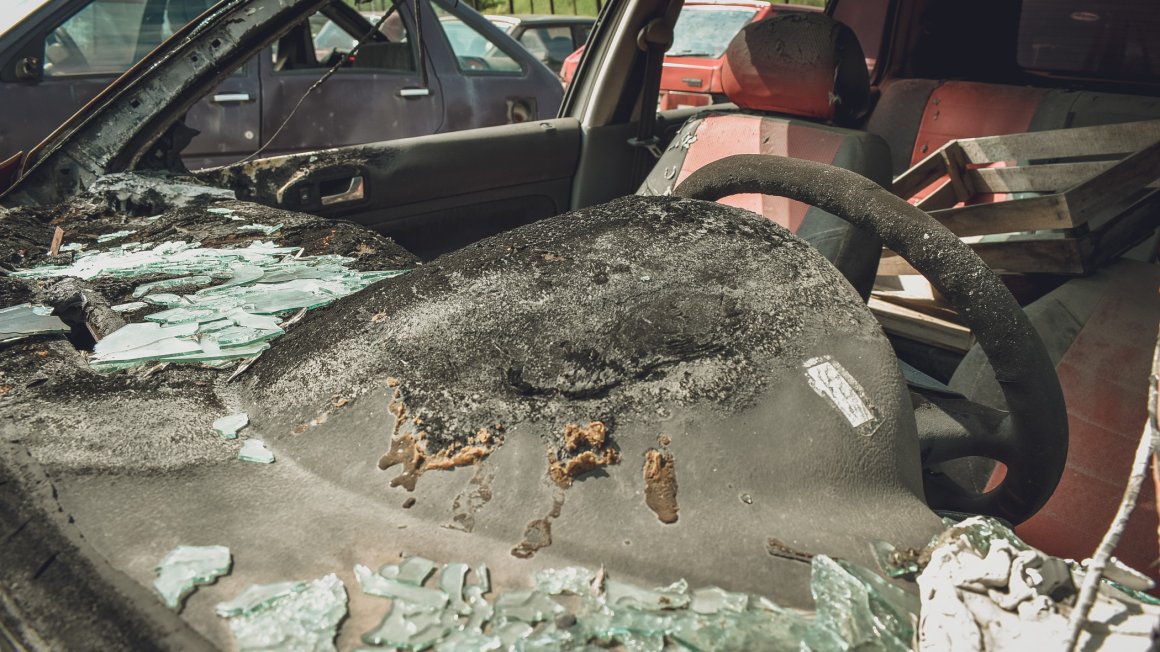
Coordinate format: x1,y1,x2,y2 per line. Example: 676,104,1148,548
639,13,891,299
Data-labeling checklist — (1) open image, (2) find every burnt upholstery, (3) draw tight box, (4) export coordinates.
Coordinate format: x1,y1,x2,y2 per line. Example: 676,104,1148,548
722,13,870,125
639,14,889,299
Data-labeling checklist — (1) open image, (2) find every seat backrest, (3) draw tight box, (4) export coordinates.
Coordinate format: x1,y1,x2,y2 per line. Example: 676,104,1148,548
639,13,890,298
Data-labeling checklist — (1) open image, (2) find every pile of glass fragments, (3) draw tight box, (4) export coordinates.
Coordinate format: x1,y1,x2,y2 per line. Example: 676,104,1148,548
12,240,406,372
154,517,1160,651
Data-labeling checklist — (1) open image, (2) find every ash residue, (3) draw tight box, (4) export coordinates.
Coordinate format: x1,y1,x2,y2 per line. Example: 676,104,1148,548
244,196,879,452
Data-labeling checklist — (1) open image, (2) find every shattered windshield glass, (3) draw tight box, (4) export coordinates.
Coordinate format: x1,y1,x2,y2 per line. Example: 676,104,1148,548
669,6,759,58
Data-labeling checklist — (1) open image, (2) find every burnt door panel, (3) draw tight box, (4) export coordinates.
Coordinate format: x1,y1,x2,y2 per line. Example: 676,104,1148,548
257,7,442,157
182,60,263,169
211,118,580,260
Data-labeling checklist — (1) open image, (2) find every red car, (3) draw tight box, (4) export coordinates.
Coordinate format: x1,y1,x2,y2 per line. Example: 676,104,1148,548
561,0,819,110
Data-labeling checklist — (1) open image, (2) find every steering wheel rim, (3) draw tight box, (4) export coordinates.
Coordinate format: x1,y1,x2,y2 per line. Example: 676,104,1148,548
674,154,1067,525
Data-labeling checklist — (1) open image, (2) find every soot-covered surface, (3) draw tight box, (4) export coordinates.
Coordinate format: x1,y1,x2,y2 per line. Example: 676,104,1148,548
244,196,880,454
0,174,419,474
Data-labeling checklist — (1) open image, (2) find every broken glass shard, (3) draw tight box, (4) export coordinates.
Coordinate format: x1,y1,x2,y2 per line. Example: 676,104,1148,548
493,590,564,624
96,229,137,243
535,566,596,596
238,223,283,235
222,573,347,652
803,554,919,652
434,629,502,652
153,544,231,610
216,581,307,617
111,301,148,313
142,292,186,307
380,556,438,586
15,240,409,372
690,587,749,614
355,564,447,609
0,303,69,343
213,413,249,439
238,439,275,464
362,604,454,649
132,275,214,298
493,621,535,645
440,562,471,614
605,578,691,610
945,516,1029,556
872,540,922,578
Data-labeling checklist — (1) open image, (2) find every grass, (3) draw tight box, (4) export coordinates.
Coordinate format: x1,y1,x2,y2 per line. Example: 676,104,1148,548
347,0,826,18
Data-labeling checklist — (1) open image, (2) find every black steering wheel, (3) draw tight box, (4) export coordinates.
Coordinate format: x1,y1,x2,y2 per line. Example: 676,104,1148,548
674,154,1067,525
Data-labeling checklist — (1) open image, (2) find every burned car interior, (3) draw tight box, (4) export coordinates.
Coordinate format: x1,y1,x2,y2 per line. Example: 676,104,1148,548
1,0,1159,649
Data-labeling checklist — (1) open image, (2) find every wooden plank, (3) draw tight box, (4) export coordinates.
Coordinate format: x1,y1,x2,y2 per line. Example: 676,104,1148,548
892,150,948,199
968,160,1117,194
940,142,974,201
879,236,1088,275
869,297,975,353
1089,189,1160,268
929,193,1075,237
956,119,1160,163
914,179,958,211
970,237,1088,275
877,254,917,277
1063,138,1160,229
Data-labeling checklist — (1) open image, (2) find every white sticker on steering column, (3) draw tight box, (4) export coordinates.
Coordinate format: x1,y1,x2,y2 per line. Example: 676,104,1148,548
803,356,879,436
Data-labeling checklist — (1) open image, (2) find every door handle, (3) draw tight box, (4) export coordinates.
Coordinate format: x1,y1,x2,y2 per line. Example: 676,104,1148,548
398,88,431,98
320,176,365,206
211,93,252,103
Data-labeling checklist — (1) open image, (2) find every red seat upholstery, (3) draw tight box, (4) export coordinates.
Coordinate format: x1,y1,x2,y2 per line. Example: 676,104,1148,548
639,13,890,298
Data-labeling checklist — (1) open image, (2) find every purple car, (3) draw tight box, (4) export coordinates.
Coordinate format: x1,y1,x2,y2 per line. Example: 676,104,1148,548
0,0,563,169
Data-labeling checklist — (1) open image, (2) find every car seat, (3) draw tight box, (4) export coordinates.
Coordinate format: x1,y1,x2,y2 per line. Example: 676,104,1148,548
639,13,891,299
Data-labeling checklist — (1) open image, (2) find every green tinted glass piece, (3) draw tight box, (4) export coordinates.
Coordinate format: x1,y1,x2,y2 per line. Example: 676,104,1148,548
379,556,438,586
238,439,275,464
0,303,69,342
213,413,249,440
356,564,447,609
494,590,564,624
689,587,749,614
535,566,596,596
361,605,454,649
111,301,148,313
223,574,347,652
803,555,918,652
606,578,691,611
440,562,471,615
152,544,231,610
132,275,214,298
216,581,307,617
871,540,922,578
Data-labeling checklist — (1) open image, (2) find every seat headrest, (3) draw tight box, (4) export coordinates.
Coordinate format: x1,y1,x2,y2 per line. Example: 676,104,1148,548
722,13,869,126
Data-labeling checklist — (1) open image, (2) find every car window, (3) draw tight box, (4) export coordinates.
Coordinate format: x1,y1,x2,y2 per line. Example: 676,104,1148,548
518,26,575,69
433,7,522,74
275,9,416,73
668,6,758,58
1017,0,1160,82
44,0,213,77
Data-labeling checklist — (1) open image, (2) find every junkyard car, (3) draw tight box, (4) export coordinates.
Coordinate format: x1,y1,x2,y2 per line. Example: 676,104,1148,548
0,0,563,169
0,0,1158,649
486,14,595,75
560,0,819,109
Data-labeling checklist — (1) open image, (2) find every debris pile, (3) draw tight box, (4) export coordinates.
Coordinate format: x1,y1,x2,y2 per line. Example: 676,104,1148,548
11,240,407,372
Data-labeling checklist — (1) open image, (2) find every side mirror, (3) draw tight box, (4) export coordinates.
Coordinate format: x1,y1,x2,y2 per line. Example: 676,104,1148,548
15,55,42,81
